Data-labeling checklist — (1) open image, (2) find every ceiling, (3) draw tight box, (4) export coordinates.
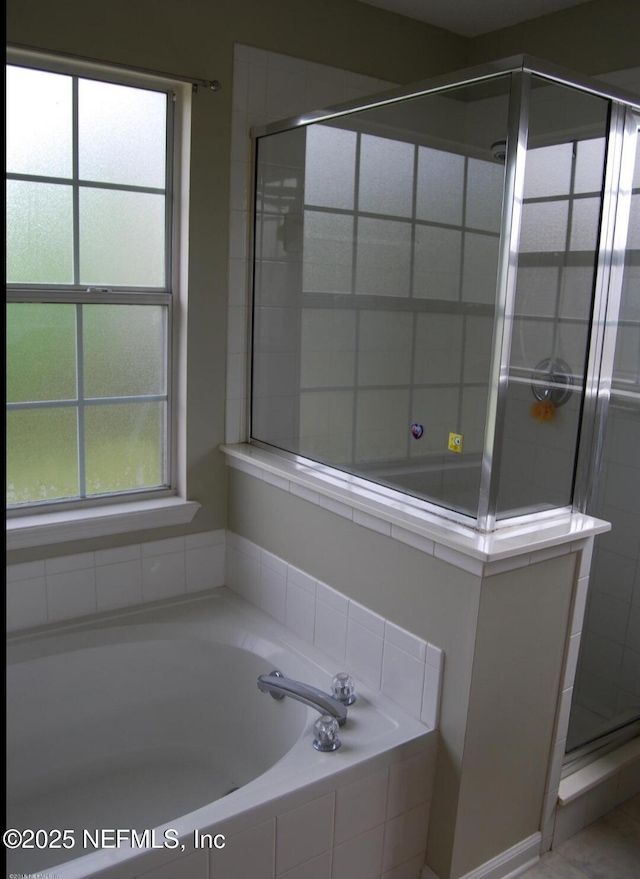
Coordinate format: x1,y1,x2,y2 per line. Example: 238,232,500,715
355,0,594,37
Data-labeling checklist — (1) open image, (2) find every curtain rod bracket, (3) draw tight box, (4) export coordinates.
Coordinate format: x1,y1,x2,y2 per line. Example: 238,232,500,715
193,79,221,93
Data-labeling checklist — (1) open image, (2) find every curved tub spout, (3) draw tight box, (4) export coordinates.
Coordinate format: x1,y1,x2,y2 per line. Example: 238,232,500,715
258,671,348,726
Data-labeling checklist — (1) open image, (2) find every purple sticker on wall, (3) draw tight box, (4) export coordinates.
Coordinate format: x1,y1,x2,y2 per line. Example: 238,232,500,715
411,423,424,439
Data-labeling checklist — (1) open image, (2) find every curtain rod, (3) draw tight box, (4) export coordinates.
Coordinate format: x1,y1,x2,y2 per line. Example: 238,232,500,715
7,42,221,92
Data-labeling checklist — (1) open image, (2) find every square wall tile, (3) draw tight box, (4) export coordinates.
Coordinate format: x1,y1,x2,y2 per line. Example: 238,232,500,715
346,619,384,690
335,768,389,845
332,824,384,879
386,749,436,821
421,664,442,729
7,560,46,582
349,601,385,637
553,797,588,847
6,577,48,631
137,850,208,879
285,581,316,642
381,852,425,879
382,802,430,872
141,536,185,558
315,599,348,664
276,793,334,874
381,641,425,718
45,552,95,575
260,566,287,624
46,569,97,623
96,560,143,612
277,850,331,879
186,543,225,592
217,818,275,879
141,552,186,602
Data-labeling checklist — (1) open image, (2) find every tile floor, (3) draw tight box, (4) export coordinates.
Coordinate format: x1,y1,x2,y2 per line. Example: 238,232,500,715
519,794,640,878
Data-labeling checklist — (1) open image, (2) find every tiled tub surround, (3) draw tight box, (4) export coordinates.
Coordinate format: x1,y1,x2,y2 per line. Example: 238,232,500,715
7,587,438,879
6,529,226,633
226,531,444,728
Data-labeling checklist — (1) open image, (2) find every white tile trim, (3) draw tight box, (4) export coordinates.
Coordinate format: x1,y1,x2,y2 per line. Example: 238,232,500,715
222,444,609,573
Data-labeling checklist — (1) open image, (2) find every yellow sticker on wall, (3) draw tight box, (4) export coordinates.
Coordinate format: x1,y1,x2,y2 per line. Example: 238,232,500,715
448,432,463,453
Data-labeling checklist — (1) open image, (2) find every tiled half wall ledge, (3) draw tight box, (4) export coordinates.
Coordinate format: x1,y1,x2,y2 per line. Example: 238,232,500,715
221,443,611,574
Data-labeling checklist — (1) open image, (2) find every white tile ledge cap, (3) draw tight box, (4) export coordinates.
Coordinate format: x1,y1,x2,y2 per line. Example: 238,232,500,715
221,443,610,564
558,737,640,806
6,497,201,551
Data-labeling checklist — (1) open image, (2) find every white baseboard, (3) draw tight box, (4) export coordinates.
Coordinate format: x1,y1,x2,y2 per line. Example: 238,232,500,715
422,833,541,879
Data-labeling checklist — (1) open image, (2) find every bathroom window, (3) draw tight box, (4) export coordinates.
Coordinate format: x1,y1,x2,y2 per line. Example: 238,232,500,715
6,58,176,509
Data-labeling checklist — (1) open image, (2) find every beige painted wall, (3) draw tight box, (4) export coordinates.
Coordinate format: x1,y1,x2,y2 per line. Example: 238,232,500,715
451,557,576,877
468,0,640,75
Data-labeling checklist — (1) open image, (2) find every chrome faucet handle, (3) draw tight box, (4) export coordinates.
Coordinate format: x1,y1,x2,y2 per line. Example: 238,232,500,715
331,672,356,705
313,715,341,752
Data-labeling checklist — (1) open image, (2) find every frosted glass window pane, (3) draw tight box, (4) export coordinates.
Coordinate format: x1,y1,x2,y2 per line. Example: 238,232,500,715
570,197,601,251
416,147,464,226
413,226,461,301
523,143,573,198
305,125,356,210
85,402,165,494
574,138,606,194
83,305,165,398
7,304,77,403
7,408,78,505
359,135,414,217
6,181,73,284
302,211,353,293
519,201,569,253
7,66,72,178
356,218,411,297
79,188,165,287
462,233,500,304
79,79,166,188
466,158,504,233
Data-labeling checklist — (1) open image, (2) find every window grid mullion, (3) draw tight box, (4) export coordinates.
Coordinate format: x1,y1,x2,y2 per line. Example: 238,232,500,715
72,76,81,287
76,303,87,498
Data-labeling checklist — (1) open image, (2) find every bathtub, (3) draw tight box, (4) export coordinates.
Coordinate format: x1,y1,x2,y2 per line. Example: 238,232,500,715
6,587,437,879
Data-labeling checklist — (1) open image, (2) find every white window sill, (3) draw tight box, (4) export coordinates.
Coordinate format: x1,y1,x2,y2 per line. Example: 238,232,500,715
6,497,201,551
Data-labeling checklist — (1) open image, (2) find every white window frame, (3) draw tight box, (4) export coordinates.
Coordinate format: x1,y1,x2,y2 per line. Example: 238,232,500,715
6,47,199,549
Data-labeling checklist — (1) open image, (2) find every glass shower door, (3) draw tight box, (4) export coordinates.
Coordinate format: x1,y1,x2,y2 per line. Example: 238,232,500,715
567,115,640,755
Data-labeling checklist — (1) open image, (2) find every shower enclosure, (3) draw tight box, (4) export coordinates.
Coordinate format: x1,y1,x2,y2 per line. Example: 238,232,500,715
249,57,640,755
